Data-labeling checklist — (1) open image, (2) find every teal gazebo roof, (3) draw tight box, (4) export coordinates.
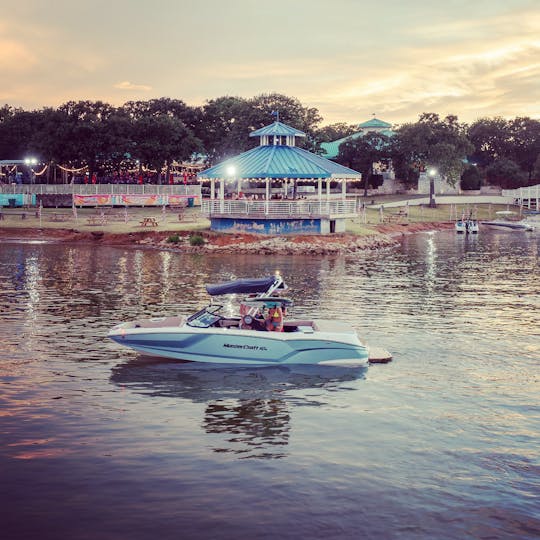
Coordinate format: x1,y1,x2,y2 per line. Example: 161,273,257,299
199,145,361,179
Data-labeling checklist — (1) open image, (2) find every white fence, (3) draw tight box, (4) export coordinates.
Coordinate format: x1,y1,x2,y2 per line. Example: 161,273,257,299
502,185,540,209
202,198,357,217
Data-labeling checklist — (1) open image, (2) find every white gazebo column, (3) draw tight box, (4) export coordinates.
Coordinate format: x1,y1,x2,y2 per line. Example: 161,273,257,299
318,178,322,213
341,178,347,199
326,178,330,213
220,178,225,213
211,179,215,199
265,178,270,215
237,176,242,196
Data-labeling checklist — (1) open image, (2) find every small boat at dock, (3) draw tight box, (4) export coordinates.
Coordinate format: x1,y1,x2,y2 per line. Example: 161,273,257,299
482,211,533,231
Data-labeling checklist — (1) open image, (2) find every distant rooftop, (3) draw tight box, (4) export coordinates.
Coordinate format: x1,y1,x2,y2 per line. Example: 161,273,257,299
320,117,394,159
357,118,392,129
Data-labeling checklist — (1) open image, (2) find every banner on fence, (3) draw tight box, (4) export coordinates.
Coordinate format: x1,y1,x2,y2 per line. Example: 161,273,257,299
72,193,200,207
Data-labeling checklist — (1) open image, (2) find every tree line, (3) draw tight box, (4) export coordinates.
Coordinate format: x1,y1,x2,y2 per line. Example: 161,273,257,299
1,93,539,189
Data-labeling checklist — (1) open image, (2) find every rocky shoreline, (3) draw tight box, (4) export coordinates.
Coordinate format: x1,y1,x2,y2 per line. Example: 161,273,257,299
0,222,454,255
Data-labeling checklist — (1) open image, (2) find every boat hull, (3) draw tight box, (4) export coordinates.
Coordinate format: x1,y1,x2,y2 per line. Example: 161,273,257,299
108,321,369,366
482,220,533,231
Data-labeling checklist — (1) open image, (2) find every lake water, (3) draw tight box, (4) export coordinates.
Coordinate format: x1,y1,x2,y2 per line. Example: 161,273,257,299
1,229,539,540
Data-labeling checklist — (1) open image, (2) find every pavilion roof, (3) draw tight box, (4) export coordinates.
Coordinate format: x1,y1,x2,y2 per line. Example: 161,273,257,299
198,145,361,180
249,121,306,138
357,118,392,129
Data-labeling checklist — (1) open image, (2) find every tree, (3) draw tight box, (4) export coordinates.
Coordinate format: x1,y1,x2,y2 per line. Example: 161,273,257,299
315,123,356,143
508,117,540,181
460,165,482,190
486,159,527,189
200,96,251,163
393,113,473,188
246,93,322,151
467,117,511,168
533,154,540,181
335,131,391,196
132,115,201,182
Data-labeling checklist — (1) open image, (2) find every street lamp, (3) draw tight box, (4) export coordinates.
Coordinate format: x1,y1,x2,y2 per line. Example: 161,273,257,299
428,168,437,208
24,157,38,184
226,165,240,198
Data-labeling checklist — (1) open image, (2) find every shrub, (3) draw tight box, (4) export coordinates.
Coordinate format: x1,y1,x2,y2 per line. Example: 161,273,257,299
189,234,205,246
167,234,180,244
486,159,527,189
460,166,482,190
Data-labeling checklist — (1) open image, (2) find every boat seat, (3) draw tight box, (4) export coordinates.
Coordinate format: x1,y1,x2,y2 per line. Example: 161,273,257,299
218,318,240,328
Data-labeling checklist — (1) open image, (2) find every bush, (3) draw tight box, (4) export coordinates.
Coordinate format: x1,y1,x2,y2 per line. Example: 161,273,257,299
189,234,205,246
460,166,482,190
167,234,180,244
486,159,527,189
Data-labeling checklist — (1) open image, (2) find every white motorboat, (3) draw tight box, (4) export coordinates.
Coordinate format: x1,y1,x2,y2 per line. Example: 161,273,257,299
455,219,479,234
482,211,533,231
108,275,370,366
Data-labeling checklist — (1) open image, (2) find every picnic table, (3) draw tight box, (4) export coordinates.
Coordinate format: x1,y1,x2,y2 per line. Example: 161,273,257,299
383,208,408,223
86,215,108,226
50,213,70,222
140,216,159,227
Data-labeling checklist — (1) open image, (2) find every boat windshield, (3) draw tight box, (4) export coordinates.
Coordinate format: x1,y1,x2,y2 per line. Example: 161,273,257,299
186,305,222,328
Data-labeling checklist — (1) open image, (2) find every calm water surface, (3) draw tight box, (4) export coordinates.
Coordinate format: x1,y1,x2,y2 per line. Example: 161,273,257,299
0,230,539,540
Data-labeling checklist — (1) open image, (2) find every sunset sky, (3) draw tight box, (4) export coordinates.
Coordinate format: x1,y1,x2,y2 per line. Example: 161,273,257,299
1,0,539,126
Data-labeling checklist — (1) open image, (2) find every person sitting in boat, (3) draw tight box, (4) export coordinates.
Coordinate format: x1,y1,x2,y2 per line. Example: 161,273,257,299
266,303,284,332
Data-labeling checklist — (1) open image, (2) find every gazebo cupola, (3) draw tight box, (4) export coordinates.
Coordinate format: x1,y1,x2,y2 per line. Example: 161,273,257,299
249,121,306,148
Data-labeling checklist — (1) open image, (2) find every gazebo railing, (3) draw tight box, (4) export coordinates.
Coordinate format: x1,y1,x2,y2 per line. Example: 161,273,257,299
202,199,357,217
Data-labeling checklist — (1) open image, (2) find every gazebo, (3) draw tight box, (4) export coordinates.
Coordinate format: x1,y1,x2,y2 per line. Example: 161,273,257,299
198,120,362,234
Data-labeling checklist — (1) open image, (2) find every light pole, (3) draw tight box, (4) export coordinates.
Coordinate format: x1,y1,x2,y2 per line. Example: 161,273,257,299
24,157,38,184
428,168,437,208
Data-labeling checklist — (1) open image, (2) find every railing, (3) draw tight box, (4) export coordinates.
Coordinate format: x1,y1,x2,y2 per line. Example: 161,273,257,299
202,198,357,217
0,183,201,196
502,184,540,209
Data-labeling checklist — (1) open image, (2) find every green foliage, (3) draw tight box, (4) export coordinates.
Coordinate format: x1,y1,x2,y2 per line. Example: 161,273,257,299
486,159,528,189
314,122,356,145
189,234,205,246
460,165,482,190
1,97,539,191
392,113,473,187
167,234,180,244
335,131,391,195
533,154,540,180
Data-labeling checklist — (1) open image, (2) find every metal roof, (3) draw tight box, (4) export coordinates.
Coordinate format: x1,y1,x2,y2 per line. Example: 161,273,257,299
357,118,392,129
320,128,394,159
249,121,306,138
199,145,362,179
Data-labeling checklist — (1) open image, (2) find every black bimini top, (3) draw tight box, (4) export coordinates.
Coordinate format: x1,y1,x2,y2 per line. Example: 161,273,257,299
206,276,282,296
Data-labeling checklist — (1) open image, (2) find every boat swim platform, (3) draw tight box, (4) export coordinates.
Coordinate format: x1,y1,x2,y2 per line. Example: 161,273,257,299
368,346,393,363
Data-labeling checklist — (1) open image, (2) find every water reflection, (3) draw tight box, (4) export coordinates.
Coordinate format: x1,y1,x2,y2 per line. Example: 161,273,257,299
111,357,366,458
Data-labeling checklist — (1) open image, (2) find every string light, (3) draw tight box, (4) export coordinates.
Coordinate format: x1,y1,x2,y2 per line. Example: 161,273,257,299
57,164,88,173
32,165,49,176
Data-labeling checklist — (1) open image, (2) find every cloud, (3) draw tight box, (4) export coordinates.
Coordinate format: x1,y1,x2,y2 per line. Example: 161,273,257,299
0,39,37,71
113,81,152,91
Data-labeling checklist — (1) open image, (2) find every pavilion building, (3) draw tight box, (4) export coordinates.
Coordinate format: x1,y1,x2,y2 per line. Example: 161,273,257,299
198,120,362,234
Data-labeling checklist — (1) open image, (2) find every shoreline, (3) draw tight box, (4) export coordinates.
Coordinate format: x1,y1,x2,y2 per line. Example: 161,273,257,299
0,222,455,254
